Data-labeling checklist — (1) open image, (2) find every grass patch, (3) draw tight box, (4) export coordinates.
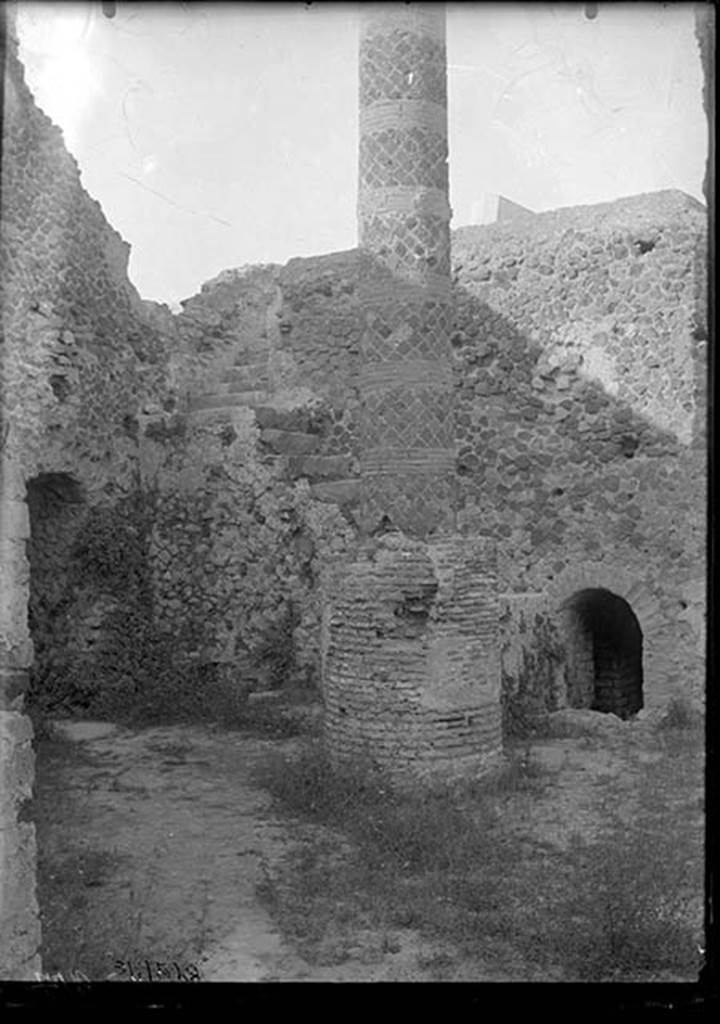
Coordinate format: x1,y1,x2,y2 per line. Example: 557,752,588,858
27,596,317,742
655,695,704,734
254,743,551,971
36,843,131,979
545,732,704,980
255,733,704,980
36,838,212,981
485,742,549,795
122,683,307,739
34,664,316,740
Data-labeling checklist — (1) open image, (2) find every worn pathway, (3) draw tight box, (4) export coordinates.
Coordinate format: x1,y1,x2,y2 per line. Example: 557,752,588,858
44,720,504,982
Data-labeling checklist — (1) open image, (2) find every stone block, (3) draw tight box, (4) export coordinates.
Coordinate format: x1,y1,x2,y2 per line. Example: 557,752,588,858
546,708,628,738
309,479,361,506
254,406,312,433
0,500,30,540
287,455,353,481
0,584,32,652
0,823,41,979
0,708,34,750
530,744,566,772
51,720,118,742
221,363,269,387
637,696,704,731
0,462,27,502
0,666,29,709
0,707,40,977
247,690,283,704
260,429,320,455
189,392,268,412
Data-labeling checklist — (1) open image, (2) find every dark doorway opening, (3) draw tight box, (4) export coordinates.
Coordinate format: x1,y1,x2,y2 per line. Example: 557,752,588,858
25,473,86,714
563,588,643,719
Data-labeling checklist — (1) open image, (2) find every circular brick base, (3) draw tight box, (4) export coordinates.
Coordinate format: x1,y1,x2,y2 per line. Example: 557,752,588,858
322,532,502,787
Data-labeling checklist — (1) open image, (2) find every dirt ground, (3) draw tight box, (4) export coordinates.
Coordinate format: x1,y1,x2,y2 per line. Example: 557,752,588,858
35,720,466,981
32,711,705,983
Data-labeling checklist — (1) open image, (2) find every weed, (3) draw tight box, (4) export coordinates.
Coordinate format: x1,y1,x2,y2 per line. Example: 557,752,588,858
254,741,536,967
253,603,301,690
120,664,304,738
485,746,549,796
543,822,702,980
26,703,60,742
500,612,565,740
517,739,704,981
256,733,703,980
35,842,131,979
122,661,246,727
656,696,704,733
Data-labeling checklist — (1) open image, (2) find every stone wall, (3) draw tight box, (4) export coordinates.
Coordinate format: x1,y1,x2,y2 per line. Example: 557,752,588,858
2,24,172,702
451,189,707,707
1,22,169,977
0,713,37,979
140,260,363,686
147,189,706,712
499,594,566,736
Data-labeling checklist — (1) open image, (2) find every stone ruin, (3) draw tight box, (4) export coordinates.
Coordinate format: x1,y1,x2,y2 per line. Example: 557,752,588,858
0,2,710,977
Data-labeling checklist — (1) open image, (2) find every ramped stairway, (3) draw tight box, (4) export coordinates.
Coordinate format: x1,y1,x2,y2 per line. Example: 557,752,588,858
187,350,360,510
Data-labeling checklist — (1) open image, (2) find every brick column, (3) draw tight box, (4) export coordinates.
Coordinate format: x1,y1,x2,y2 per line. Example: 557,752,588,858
357,3,455,538
322,3,503,788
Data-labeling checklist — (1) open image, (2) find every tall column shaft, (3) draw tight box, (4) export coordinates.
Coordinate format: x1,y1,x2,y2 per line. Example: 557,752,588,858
357,3,455,538
325,3,503,787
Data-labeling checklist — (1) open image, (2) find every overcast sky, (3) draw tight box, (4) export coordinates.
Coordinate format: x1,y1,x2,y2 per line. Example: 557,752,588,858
15,1,707,310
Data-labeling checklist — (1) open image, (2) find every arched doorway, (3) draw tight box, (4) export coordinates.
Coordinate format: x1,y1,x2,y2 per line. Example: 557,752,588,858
562,588,643,719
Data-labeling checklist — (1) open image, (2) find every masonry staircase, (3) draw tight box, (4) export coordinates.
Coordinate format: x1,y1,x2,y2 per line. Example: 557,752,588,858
186,351,360,510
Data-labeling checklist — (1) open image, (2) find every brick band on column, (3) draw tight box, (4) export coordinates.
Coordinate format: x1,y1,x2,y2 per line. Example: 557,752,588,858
357,3,454,538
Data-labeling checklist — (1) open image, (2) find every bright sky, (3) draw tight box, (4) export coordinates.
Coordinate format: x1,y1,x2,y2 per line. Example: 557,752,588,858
15,2,707,310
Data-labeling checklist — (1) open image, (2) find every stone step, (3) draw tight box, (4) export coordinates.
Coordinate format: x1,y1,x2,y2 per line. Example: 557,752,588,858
233,350,271,367
247,690,283,705
254,405,313,434
215,378,269,395
259,429,321,456
221,365,269,387
188,390,269,412
286,454,353,481
309,478,361,506
226,357,268,372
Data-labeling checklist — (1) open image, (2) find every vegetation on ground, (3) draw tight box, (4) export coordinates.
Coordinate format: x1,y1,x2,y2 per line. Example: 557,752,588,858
29,682,704,982
255,721,704,981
